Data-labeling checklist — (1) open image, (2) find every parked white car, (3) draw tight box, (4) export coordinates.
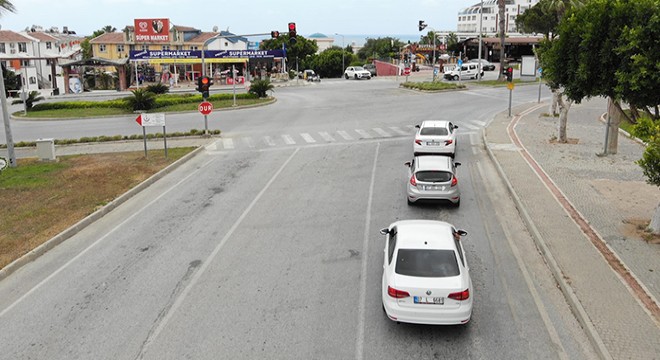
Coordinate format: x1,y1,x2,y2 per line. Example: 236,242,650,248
381,220,473,325
444,63,484,80
344,66,372,80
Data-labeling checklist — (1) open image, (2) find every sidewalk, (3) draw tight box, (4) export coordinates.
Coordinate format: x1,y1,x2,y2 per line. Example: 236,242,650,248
485,99,660,359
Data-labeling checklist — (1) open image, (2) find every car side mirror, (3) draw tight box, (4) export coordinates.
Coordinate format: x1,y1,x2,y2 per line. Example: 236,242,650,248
380,228,390,235
404,161,411,167
454,162,461,167
454,125,459,129
456,229,468,237
415,125,420,129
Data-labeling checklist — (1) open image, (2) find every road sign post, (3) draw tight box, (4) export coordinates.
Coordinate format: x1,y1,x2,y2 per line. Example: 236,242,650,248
404,66,411,81
198,101,213,135
135,113,168,158
507,82,515,117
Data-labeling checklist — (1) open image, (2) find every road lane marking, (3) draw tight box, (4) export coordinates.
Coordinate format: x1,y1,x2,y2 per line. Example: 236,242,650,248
389,126,409,135
136,148,301,359
264,136,276,146
355,143,380,360
355,129,372,139
0,158,218,319
244,137,255,148
300,133,316,143
337,130,353,141
222,138,234,150
372,128,392,137
318,132,335,142
282,134,295,145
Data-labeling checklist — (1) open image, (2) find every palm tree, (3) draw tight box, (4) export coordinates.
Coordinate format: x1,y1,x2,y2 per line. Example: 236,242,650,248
0,0,15,14
102,25,117,33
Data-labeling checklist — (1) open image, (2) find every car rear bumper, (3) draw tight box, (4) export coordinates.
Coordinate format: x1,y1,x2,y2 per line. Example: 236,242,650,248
383,297,472,325
413,143,455,156
407,185,460,203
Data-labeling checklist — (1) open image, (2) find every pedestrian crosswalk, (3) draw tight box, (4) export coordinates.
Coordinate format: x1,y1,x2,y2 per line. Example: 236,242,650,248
206,120,486,152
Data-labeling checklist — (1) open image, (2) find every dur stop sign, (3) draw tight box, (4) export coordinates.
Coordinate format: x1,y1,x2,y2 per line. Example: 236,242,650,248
198,101,213,115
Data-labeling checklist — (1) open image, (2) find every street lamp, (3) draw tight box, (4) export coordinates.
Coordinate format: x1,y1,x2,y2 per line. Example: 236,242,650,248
335,33,345,76
477,0,484,81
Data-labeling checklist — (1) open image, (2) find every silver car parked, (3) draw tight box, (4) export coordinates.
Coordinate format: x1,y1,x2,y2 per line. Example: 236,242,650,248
405,155,461,207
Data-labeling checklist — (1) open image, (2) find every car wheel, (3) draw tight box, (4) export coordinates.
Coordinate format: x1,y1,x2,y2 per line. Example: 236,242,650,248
354,74,358,80
345,74,349,79
407,198,414,206
453,75,459,81
454,199,461,208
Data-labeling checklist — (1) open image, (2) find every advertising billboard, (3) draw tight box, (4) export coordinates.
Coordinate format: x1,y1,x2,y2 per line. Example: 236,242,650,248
134,18,170,42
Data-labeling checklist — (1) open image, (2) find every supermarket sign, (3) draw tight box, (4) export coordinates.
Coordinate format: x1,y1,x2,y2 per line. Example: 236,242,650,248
134,18,170,42
129,49,285,63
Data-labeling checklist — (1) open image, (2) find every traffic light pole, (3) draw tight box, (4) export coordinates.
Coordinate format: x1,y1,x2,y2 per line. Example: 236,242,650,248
508,87,513,117
0,65,16,168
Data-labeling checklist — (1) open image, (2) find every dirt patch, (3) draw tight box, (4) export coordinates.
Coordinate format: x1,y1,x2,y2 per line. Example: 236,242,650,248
622,218,660,244
591,179,660,243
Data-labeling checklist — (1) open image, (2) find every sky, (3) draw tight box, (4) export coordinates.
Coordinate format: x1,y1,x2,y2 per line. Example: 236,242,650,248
0,0,472,40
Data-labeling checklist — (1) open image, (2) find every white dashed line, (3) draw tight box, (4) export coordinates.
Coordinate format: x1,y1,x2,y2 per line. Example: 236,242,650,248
337,130,353,140
282,134,296,145
372,128,392,137
301,133,316,143
264,136,276,146
222,138,234,150
319,132,335,142
389,126,410,135
355,129,373,139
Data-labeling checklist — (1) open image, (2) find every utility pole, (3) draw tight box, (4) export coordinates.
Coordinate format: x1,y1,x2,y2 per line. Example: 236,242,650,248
477,0,484,81
0,65,16,168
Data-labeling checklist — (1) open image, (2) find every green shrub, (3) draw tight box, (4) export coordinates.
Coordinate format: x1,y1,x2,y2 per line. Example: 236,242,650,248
125,89,156,111
11,91,45,109
145,83,169,95
248,79,274,98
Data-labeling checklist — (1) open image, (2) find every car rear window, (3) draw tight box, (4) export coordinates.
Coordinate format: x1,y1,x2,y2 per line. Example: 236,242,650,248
415,171,452,183
420,127,448,136
395,249,460,277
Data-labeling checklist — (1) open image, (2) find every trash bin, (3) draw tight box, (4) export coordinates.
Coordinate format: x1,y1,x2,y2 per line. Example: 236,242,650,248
36,138,56,161
52,88,59,96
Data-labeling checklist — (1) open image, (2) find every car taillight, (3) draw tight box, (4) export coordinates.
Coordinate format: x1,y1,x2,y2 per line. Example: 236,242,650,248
451,176,458,187
445,139,453,145
388,286,410,299
410,174,417,186
448,289,470,301
415,139,422,145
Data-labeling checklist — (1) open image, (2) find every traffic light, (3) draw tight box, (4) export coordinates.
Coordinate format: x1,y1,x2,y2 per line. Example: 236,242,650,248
506,67,513,82
271,31,279,38
197,76,212,98
288,22,297,38
418,20,427,32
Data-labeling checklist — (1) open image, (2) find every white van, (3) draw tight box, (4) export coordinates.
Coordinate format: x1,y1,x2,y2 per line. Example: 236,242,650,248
444,63,484,80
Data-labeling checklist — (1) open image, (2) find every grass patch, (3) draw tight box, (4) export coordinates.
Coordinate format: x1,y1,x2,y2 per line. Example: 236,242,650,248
15,107,132,118
157,97,271,112
0,148,194,269
401,81,465,91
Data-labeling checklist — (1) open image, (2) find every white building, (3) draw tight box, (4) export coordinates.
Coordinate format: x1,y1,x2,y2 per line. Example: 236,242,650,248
457,0,540,34
307,33,334,53
0,29,82,96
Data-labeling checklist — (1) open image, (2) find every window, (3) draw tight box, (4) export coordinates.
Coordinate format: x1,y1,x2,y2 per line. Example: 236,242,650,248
21,60,30,67
141,45,148,51
18,42,27,52
99,44,107,52
190,46,198,50
46,42,52,49
162,45,170,50
129,45,135,51
29,76,36,84
117,44,124,52
388,228,397,264
0,43,4,53
415,171,453,183
46,59,52,65
420,127,448,136
395,249,459,277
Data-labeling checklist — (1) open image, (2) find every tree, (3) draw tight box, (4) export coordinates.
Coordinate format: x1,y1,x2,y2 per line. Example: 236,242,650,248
311,47,345,78
446,33,460,54
356,37,405,62
11,91,44,110
101,25,116,33
260,36,318,70
2,64,20,96
0,0,15,15
631,117,660,233
516,0,561,38
497,0,506,76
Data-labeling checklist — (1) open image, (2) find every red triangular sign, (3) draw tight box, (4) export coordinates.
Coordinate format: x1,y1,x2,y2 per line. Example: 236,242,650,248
135,114,142,125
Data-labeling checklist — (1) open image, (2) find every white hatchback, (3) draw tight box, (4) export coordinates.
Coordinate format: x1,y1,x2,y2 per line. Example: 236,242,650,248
413,120,458,157
381,220,473,325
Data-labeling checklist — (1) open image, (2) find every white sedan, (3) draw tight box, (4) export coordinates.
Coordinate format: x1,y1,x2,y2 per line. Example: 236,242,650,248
413,120,458,157
344,66,372,80
381,220,473,325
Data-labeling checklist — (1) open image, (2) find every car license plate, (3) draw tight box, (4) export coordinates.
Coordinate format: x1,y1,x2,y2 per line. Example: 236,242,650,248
414,296,444,305
426,142,440,146
423,186,445,191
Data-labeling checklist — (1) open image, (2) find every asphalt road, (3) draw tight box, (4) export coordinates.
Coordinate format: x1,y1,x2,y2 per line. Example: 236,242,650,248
0,78,598,359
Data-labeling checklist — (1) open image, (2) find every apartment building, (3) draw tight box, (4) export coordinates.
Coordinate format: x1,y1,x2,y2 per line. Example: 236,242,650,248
457,0,540,34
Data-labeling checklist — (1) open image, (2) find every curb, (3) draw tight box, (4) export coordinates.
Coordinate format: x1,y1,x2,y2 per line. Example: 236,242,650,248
482,105,613,360
0,144,207,282
598,112,647,147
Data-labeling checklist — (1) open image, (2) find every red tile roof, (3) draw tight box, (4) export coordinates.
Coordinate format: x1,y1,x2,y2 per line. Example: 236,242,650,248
0,30,35,42
90,32,126,44
24,32,58,42
172,25,197,32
